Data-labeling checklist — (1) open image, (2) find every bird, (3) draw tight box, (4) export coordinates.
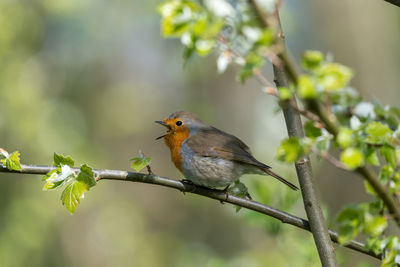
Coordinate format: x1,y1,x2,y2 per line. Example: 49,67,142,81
155,111,298,191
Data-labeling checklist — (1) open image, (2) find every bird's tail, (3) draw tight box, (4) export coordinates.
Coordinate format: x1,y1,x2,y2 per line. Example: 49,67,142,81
259,166,299,191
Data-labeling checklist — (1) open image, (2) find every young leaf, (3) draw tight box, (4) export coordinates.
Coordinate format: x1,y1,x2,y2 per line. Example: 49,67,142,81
130,157,152,172
0,151,22,171
297,75,317,99
340,147,364,170
53,153,74,168
365,121,393,145
304,121,322,139
61,180,89,214
336,205,363,244
364,215,387,237
336,127,354,148
380,145,397,168
76,164,96,188
276,137,304,163
366,148,380,166
42,165,75,191
315,62,353,91
301,50,324,70
381,250,396,267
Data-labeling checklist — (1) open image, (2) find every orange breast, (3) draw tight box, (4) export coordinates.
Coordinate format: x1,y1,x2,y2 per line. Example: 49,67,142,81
164,128,190,172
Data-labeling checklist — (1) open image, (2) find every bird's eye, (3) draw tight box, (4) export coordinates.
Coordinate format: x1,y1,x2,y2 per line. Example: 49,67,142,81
176,120,183,126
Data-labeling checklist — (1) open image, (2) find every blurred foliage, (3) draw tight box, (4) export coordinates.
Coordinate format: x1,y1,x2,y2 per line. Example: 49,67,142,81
0,0,399,266
159,0,400,266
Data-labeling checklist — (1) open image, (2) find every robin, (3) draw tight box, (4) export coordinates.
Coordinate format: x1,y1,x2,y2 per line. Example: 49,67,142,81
155,111,298,191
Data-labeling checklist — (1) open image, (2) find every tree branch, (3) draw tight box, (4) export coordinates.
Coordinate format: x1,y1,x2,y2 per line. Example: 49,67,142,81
309,100,400,227
249,1,338,266
384,0,400,8
0,164,382,260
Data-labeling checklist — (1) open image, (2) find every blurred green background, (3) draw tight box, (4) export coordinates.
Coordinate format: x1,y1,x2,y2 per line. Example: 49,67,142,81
0,0,399,266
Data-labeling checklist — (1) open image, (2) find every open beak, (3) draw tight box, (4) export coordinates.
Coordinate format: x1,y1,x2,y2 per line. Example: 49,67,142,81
155,121,168,127
155,120,170,140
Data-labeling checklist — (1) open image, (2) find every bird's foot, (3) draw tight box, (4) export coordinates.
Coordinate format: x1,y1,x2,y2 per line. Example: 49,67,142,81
218,185,230,204
245,192,253,200
180,179,197,193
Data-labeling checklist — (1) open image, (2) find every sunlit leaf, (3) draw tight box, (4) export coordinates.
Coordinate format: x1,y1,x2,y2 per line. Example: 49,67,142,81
381,250,396,267
42,165,75,191
53,153,74,167
76,164,96,188
366,148,380,166
365,121,392,145
130,156,152,172
336,127,354,148
315,62,353,91
304,121,322,139
276,137,305,163
61,180,88,214
364,215,387,237
297,75,317,99
380,145,397,168
0,151,22,171
301,50,324,70
340,147,364,170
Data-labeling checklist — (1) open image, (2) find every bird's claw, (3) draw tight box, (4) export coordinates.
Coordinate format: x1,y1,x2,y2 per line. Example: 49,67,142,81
219,185,230,204
180,179,197,193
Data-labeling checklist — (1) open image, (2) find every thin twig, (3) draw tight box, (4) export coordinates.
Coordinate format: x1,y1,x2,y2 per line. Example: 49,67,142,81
310,100,400,227
312,147,349,171
0,164,382,261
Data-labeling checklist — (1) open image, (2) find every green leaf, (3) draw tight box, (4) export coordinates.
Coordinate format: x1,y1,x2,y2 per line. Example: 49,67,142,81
195,39,215,56
277,87,293,100
53,153,74,167
315,62,353,91
365,236,383,255
61,180,88,214
365,121,393,145
340,147,364,170
297,75,317,99
130,157,152,172
379,165,393,183
336,127,354,148
276,137,304,163
366,148,380,166
337,205,363,244
364,181,376,195
364,215,387,237
255,29,274,47
380,145,397,168
304,121,322,139
0,151,22,171
76,164,96,188
228,181,250,212
42,165,75,191
381,250,396,267
301,50,324,70
238,52,265,83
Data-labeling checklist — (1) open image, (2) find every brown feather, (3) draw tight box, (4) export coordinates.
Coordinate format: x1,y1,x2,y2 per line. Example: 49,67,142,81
186,126,298,190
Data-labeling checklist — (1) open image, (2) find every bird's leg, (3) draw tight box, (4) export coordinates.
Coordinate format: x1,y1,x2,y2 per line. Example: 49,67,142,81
218,185,230,204
245,192,253,200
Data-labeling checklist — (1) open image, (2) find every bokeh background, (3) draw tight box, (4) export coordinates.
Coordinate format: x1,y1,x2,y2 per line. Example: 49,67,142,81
0,0,399,266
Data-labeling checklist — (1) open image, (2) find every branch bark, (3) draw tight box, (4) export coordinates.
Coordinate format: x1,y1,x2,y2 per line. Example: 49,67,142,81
0,164,382,260
249,1,338,266
384,0,400,7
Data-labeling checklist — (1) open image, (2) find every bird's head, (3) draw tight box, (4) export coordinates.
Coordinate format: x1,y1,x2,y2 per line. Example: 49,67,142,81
155,111,204,145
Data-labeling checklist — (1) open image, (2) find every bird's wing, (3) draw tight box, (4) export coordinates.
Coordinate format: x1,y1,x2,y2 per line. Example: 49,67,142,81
185,126,271,169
